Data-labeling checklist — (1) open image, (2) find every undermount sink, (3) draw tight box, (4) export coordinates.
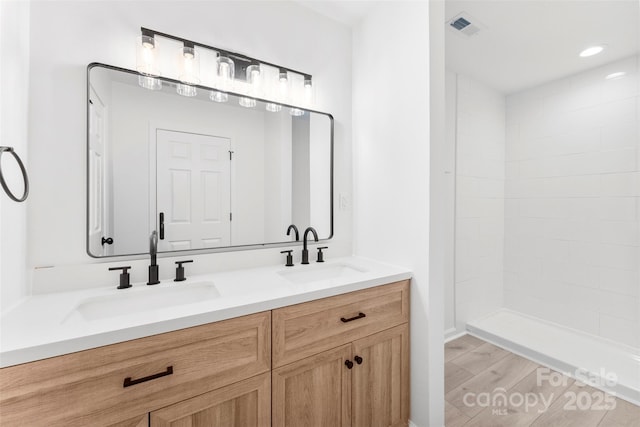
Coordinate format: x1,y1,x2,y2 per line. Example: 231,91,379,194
71,282,220,321
278,263,367,284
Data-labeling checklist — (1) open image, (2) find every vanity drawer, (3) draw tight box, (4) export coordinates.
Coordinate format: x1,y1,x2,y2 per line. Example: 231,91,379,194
0,311,270,427
272,280,409,367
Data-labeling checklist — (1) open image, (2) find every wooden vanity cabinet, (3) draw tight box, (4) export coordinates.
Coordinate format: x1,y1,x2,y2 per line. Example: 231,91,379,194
0,311,270,427
0,280,410,427
149,372,270,427
272,280,410,427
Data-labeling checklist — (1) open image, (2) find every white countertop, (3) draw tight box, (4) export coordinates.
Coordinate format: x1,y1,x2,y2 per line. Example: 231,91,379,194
0,256,411,368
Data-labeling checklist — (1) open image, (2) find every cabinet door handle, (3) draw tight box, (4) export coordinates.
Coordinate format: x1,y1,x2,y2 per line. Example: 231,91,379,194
340,312,366,323
354,355,363,365
123,366,173,388
345,360,354,369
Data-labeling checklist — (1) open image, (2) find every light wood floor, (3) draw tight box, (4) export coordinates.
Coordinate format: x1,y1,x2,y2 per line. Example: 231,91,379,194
445,334,640,427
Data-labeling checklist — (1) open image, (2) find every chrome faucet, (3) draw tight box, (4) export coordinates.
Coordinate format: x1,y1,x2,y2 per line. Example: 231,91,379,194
147,230,160,285
302,226,318,264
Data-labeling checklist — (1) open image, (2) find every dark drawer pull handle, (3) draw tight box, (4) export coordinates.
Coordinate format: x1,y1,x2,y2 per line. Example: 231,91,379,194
123,366,173,388
354,355,363,365
345,360,354,369
341,312,366,323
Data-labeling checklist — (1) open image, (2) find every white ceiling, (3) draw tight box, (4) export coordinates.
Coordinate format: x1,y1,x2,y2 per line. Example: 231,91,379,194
295,0,377,26
446,0,640,94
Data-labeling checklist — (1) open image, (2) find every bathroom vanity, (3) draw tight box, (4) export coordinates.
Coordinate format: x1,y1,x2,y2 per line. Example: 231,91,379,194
0,258,411,426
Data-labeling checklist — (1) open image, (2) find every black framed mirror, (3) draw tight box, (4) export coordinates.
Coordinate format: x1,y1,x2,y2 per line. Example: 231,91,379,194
87,63,333,258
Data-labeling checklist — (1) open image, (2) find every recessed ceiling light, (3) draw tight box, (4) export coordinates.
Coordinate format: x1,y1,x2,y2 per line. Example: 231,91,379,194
605,72,626,80
579,45,605,57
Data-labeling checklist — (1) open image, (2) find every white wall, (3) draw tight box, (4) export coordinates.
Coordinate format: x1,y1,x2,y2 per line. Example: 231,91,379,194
443,70,457,335
504,55,639,348
450,72,506,335
0,0,30,311
23,0,352,293
353,2,443,425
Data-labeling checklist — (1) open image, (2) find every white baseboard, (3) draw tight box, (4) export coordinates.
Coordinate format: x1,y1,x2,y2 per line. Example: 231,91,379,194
444,329,466,343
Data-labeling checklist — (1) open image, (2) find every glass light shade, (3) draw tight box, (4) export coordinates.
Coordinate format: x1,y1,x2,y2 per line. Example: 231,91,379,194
246,64,261,97
247,64,261,82
136,35,160,76
289,108,305,117
217,56,235,92
179,46,200,84
265,102,282,112
138,75,162,90
177,83,197,97
303,75,314,107
210,90,228,103
278,76,290,104
239,97,256,108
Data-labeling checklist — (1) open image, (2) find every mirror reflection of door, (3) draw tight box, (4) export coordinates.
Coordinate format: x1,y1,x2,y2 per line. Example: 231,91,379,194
155,130,231,251
88,86,112,256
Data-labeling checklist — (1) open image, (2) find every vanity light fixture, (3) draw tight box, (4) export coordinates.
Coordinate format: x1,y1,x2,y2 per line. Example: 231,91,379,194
217,53,235,92
136,29,160,76
579,45,605,57
178,41,200,85
134,28,315,110
279,68,288,82
605,71,626,80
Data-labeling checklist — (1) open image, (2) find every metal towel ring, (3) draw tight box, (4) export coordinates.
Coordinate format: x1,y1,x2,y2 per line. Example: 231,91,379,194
0,146,29,202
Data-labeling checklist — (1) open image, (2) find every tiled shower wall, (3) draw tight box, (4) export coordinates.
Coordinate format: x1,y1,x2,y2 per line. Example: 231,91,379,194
503,56,639,348
454,74,506,333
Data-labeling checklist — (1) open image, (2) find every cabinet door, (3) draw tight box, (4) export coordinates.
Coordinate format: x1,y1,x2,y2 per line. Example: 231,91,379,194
272,344,352,427
352,324,409,427
109,414,148,427
149,373,270,427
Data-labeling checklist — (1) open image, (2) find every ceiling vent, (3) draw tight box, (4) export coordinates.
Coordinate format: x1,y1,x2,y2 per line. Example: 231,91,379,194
447,12,484,37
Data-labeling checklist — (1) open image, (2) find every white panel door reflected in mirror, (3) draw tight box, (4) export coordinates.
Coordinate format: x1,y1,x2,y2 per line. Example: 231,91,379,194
87,63,333,257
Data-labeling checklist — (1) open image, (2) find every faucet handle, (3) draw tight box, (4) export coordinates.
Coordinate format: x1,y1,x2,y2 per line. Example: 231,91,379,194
280,250,294,267
109,266,132,289
174,260,193,282
316,247,328,263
